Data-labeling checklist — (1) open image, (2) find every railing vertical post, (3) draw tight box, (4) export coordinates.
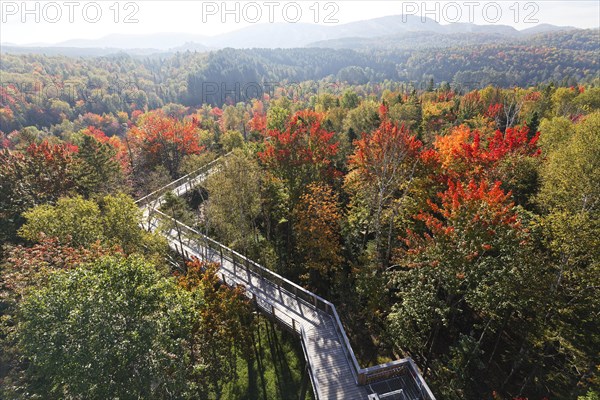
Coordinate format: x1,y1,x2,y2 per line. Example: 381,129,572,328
139,156,436,399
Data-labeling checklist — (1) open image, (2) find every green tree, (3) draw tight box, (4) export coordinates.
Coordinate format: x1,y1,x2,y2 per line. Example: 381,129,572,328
18,194,166,256
579,390,600,400
341,89,360,109
205,149,261,255
343,100,380,137
18,196,103,247
15,256,195,399
220,130,244,152
535,111,600,395
551,87,579,117
8,253,254,400
266,106,290,131
538,111,600,213
100,193,149,253
538,116,575,154
73,134,125,197
388,181,546,398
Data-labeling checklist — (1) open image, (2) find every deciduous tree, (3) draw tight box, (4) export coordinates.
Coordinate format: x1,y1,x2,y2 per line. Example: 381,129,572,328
128,111,204,177
346,104,422,266
205,149,261,255
0,141,77,241
293,183,343,293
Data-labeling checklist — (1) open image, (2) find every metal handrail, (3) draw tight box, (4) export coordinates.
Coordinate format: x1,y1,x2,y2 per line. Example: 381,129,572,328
151,210,432,390
135,152,231,207
300,325,320,400
143,156,436,399
151,210,360,378
206,255,321,399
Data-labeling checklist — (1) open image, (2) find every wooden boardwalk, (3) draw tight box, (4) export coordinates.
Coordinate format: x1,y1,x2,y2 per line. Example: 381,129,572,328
169,224,367,399
139,157,436,400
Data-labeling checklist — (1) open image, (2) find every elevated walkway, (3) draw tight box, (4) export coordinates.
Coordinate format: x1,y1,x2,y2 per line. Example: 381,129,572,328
137,156,436,400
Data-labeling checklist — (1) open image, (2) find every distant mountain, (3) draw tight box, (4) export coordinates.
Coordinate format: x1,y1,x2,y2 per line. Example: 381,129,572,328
520,23,579,35
170,42,213,52
328,14,446,36
1,15,584,55
307,31,513,50
307,23,582,50
441,22,519,35
56,33,208,50
203,23,332,48
200,15,444,48
0,46,161,57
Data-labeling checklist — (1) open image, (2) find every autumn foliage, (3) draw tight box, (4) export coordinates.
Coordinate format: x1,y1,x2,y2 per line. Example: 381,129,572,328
80,126,129,170
259,110,338,172
293,183,343,290
413,180,516,239
177,259,252,363
434,124,540,180
345,105,424,265
349,105,422,181
247,100,267,134
128,111,205,176
0,140,78,213
259,110,339,203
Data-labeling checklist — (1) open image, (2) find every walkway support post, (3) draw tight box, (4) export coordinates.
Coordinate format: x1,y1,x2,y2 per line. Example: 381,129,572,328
299,364,309,400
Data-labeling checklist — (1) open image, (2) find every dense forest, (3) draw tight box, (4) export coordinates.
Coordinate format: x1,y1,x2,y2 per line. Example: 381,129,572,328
1,34,599,400
1,28,598,133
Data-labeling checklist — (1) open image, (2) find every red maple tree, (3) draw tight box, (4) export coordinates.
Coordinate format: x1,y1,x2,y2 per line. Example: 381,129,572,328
128,111,204,176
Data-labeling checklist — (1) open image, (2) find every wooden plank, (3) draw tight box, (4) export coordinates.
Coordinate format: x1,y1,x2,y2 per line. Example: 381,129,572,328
144,159,434,400
160,229,397,399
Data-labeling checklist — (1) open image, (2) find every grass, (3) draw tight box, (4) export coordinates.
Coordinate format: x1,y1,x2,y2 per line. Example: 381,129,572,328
220,315,313,400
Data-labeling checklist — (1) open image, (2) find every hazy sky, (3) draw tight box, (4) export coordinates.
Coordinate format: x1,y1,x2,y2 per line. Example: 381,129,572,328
1,1,599,44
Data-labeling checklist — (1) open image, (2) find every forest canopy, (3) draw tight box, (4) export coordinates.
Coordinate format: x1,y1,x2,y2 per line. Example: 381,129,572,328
0,36,599,400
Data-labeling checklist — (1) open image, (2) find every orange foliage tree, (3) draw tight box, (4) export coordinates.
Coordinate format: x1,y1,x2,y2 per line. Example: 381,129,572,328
128,111,204,177
346,104,423,265
293,183,343,293
433,124,541,207
435,124,539,179
258,109,339,203
247,99,267,135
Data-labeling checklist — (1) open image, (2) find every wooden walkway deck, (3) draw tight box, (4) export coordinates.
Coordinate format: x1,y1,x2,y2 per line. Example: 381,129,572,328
138,157,436,400
171,224,367,399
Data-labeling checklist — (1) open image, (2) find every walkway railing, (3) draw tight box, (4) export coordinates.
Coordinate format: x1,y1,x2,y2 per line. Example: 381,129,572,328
135,153,231,209
148,208,435,400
